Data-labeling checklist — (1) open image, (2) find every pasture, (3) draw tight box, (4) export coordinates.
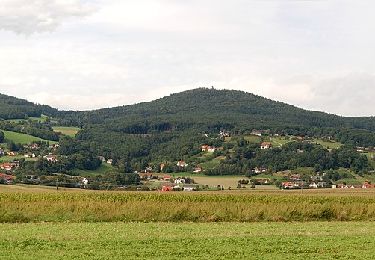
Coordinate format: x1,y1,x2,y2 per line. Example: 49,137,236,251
2,130,45,144
0,222,374,259
53,126,81,137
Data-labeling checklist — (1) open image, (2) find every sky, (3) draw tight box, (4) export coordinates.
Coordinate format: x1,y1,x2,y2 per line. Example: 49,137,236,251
0,0,374,116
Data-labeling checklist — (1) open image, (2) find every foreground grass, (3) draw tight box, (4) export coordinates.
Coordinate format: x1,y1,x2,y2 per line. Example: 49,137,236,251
1,187,375,222
0,222,374,259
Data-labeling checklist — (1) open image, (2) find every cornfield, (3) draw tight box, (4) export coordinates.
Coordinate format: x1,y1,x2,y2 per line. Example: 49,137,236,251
1,190,375,222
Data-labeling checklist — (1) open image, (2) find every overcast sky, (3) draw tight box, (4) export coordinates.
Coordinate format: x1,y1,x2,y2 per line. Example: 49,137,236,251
0,0,374,116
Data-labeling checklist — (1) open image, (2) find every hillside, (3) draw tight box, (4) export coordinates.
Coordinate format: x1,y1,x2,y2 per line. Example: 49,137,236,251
0,88,374,185
59,88,375,131
0,93,57,120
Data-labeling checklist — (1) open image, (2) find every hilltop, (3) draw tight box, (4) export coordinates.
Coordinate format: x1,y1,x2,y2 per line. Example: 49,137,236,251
0,93,57,120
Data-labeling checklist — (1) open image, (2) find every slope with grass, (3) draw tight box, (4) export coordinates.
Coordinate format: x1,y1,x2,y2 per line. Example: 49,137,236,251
53,126,81,137
2,130,57,145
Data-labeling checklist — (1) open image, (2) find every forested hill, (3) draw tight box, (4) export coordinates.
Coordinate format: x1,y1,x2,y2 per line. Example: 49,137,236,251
0,93,57,120
60,88,375,132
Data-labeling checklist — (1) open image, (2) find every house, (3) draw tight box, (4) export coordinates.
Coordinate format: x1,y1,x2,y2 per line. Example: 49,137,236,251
82,178,89,189
44,154,58,163
362,181,374,189
177,160,188,168
193,167,202,173
162,185,173,192
219,131,230,138
0,149,4,156
282,181,304,189
160,163,166,171
201,145,216,153
253,167,267,174
144,166,153,173
30,143,40,150
24,153,36,158
1,163,13,171
260,142,272,150
174,178,186,184
7,151,17,156
183,185,197,191
162,175,172,181
201,145,209,152
309,182,318,189
356,147,365,153
251,130,262,137
107,159,113,165
0,173,15,184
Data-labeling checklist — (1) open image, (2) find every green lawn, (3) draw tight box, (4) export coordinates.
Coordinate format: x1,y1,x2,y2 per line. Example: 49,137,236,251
244,135,262,143
0,222,374,259
199,156,225,169
53,126,81,137
269,136,293,147
3,130,45,144
313,138,342,149
0,155,37,163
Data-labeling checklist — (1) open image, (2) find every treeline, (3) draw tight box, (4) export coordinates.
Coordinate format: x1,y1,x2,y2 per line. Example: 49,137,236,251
0,93,57,120
206,142,371,176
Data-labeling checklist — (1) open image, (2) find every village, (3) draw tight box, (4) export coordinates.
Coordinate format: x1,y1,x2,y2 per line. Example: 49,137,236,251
1,129,375,191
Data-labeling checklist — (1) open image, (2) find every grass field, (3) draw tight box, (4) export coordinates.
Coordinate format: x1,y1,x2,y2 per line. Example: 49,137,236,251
313,138,342,149
53,126,81,137
3,130,45,144
0,155,37,163
0,222,374,259
71,163,115,177
2,130,58,145
1,186,375,259
244,135,262,143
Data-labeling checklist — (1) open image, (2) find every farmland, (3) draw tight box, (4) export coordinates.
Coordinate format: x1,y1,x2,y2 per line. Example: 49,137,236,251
0,222,374,259
2,130,45,144
1,187,375,223
52,126,81,137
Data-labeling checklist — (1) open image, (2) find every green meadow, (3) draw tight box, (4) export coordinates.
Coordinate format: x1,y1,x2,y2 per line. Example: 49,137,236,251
52,126,81,137
0,222,374,259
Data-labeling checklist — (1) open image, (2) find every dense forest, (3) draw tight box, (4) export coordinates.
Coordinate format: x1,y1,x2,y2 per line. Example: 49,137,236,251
0,94,57,120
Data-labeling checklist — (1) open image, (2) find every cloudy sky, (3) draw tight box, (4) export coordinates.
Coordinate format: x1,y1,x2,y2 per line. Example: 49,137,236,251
0,0,374,116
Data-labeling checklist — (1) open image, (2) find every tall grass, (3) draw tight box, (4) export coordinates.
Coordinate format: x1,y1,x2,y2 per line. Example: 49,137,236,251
0,191,374,223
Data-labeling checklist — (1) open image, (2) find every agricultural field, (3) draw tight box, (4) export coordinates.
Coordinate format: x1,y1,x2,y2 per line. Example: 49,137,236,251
1,222,374,260
244,135,262,143
2,130,45,144
312,138,342,149
269,136,293,147
52,126,81,137
1,187,375,223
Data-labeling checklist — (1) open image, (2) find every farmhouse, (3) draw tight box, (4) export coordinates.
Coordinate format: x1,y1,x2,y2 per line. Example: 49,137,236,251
44,154,58,162
282,181,304,189
193,167,202,173
177,160,188,168
201,145,216,152
0,173,15,184
253,167,268,174
260,142,272,150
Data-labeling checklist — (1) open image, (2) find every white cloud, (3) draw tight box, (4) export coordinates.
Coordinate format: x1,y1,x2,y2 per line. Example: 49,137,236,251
0,0,374,116
0,0,95,34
